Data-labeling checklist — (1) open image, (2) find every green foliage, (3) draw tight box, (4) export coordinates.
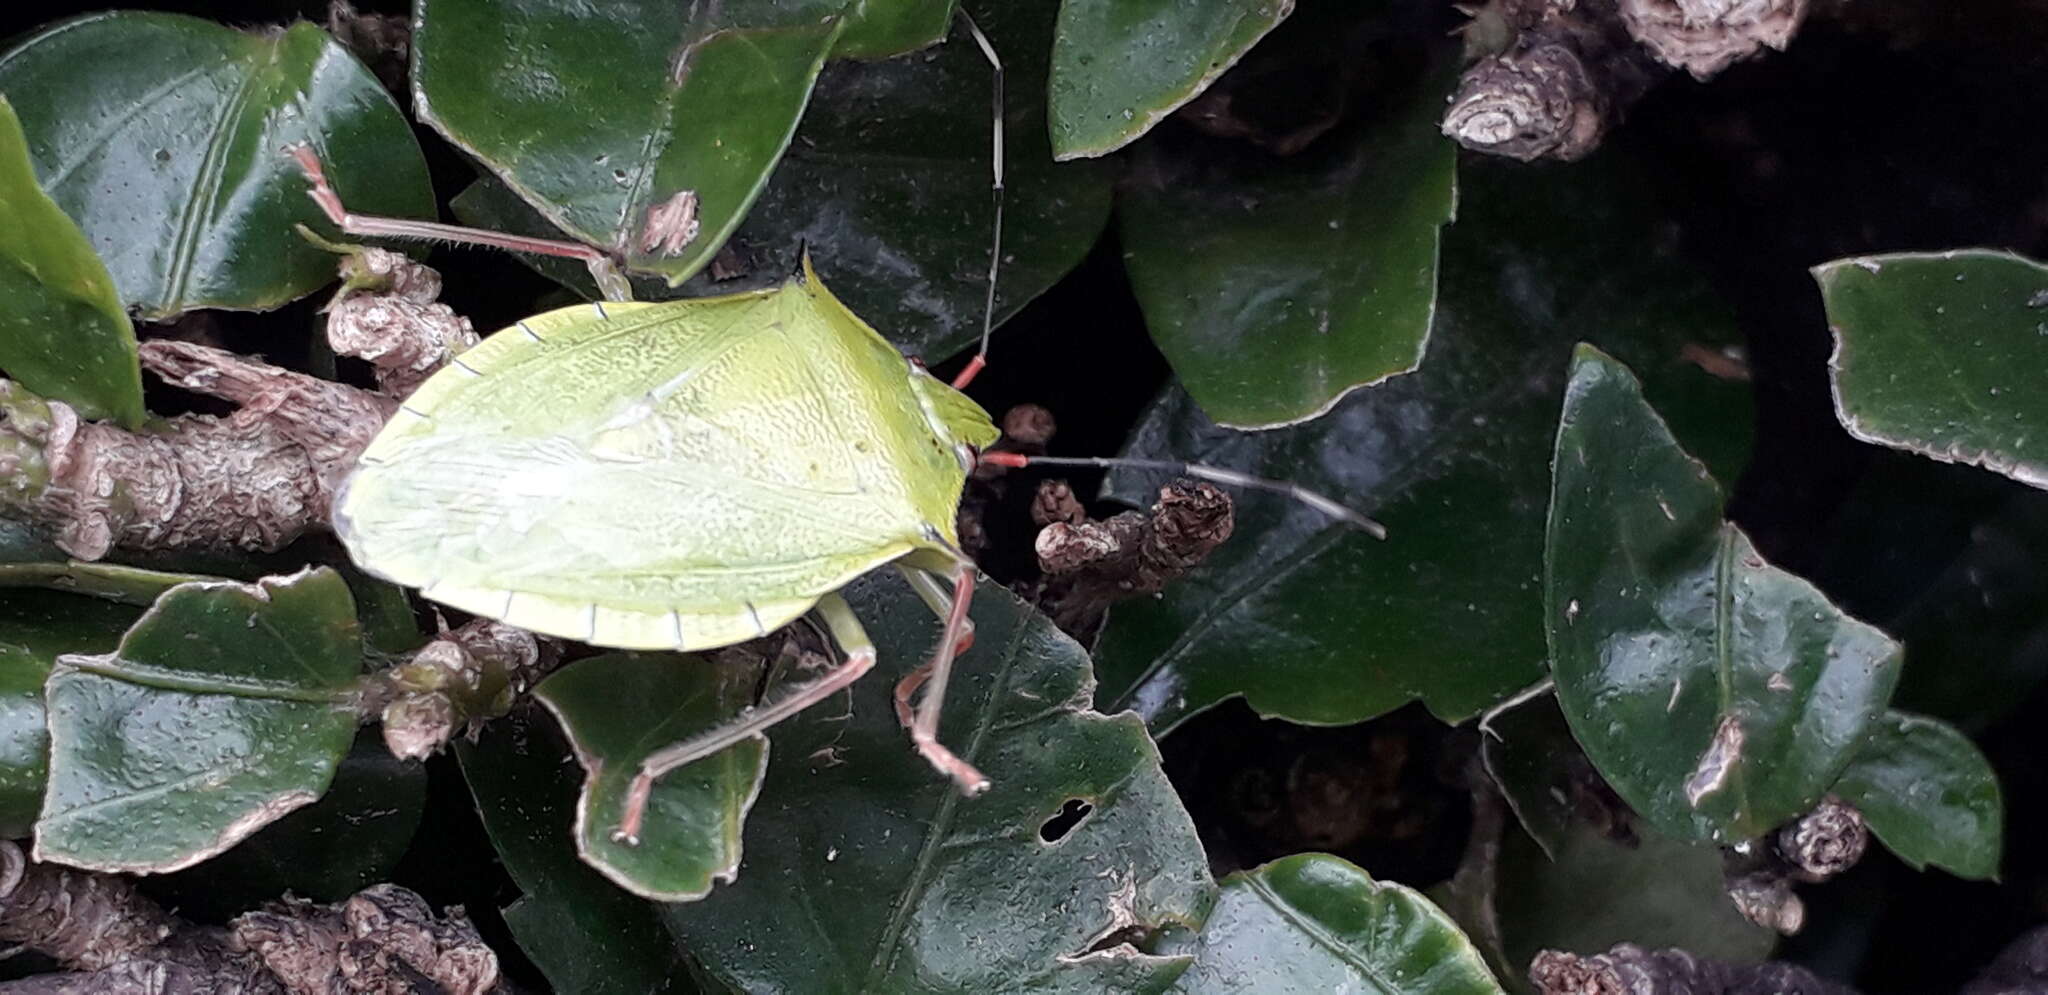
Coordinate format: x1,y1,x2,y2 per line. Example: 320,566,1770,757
1833,710,2003,880
1160,853,1503,994
1816,250,2048,489
0,2,2030,992
1119,54,1457,428
659,575,1213,993
1048,0,1294,159
0,97,140,427
534,652,768,901
1095,156,1754,733
0,12,432,318
414,0,845,286
1547,347,1900,843
36,569,364,872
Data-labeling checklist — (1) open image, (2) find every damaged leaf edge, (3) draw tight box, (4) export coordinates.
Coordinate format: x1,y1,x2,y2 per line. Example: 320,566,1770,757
1815,249,2048,490
532,680,771,903
409,16,845,286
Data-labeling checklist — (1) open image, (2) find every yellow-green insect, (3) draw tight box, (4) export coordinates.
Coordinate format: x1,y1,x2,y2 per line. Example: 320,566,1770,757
334,255,1007,842
306,17,1378,846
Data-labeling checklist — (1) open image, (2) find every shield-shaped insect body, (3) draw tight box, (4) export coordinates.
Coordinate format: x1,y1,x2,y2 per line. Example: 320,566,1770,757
334,257,1001,840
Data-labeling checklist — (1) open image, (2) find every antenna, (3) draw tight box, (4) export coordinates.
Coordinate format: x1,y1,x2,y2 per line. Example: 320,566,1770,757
979,452,1388,539
949,8,1004,392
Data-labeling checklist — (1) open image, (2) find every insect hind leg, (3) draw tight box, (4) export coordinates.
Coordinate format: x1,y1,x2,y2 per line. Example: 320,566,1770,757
613,593,875,845
893,565,990,795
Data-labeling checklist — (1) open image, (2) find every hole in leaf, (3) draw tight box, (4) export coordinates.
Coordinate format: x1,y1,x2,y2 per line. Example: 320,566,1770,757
1039,797,1093,843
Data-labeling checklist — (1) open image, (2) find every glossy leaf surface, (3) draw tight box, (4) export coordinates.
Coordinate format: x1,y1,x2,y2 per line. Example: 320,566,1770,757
836,0,954,58
533,651,768,901
1817,250,2048,488
1832,710,2002,880
461,708,697,995
1096,157,1754,733
0,590,140,838
36,568,363,872
1547,346,1901,843
144,733,426,919
414,0,843,285
450,0,1112,363
1161,853,1501,994
1119,61,1456,428
0,97,140,427
0,13,432,317
661,573,1213,993
1048,0,1293,159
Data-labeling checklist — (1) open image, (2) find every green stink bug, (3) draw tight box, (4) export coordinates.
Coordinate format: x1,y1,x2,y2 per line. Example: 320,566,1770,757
303,14,1379,846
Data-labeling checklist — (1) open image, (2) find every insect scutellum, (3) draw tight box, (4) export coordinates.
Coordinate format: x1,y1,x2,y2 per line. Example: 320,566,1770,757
305,8,1381,849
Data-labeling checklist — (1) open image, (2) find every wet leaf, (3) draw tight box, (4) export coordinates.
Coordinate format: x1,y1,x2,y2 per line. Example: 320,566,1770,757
1832,710,2002,880
413,0,844,285
144,732,427,919
662,572,1213,993
0,590,141,838
0,97,140,428
1096,156,1753,733
1119,59,1456,428
533,652,769,902
0,560,210,606
1160,853,1502,994
461,708,697,995
1816,250,2048,489
450,0,1112,362
1547,346,1901,844
1048,0,1293,159
0,12,433,318
836,0,954,58
35,568,364,873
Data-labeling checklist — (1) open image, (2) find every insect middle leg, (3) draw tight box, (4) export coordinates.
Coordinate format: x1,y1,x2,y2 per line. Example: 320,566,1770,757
892,565,990,795
613,592,875,845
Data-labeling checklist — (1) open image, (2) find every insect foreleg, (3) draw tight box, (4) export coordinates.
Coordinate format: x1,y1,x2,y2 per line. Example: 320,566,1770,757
283,144,634,301
891,565,990,795
612,593,876,846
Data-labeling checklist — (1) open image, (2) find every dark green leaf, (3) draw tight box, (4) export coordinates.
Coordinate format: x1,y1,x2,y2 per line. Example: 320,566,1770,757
1160,853,1501,994
36,568,363,872
0,13,433,318
1096,155,1754,733
1832,710,2002,880
0,97,140,428
533,652,768,902
144,732,426,919
1119,60,1455,428
836,0,954,58
461,708,697,995
1048,0,1293,159
1476,695,1776,972
0,589,140,838
450,0,1112,362
414,0,843,285
0,560,210,606
1816,250,2048,489
663,572,1213,993
1547,346,1901,843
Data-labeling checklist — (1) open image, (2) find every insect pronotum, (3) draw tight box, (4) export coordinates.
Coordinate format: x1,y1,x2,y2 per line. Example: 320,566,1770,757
308,11,1382,846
